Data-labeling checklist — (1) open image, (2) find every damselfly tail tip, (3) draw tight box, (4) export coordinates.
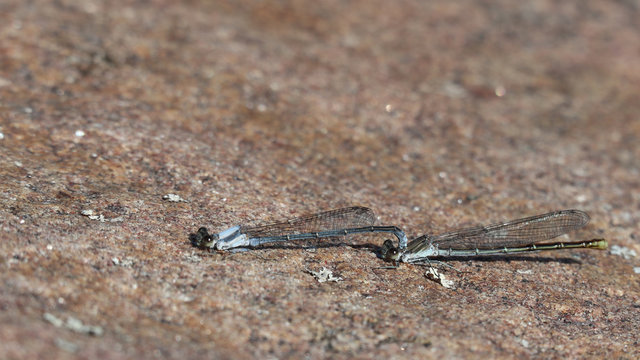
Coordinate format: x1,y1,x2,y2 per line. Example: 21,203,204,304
589,239,608,250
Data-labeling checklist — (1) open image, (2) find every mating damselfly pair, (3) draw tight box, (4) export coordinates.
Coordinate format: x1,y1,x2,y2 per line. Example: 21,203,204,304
189,206,607,266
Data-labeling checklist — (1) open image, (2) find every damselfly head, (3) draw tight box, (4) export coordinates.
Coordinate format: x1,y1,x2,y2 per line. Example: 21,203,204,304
189,227,218,249
380,239,400,261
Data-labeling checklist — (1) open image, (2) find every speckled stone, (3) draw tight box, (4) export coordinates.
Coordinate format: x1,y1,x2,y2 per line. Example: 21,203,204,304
1,1,638,359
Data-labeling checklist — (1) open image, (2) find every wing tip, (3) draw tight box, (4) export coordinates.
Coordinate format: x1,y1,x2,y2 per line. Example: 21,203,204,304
561,209,590,226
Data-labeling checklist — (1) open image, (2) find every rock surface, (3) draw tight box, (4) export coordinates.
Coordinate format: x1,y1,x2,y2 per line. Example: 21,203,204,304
1,1,638,358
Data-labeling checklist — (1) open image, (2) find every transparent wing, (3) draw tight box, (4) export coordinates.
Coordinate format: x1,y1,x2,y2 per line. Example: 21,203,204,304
407,210,589,252
241,206,376,238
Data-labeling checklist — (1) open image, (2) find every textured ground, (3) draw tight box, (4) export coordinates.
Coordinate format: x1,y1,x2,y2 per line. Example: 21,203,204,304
1,0,639,359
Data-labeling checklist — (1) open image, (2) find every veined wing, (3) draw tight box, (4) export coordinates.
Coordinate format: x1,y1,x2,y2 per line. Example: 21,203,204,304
407,209,589,252
242,206,376,238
